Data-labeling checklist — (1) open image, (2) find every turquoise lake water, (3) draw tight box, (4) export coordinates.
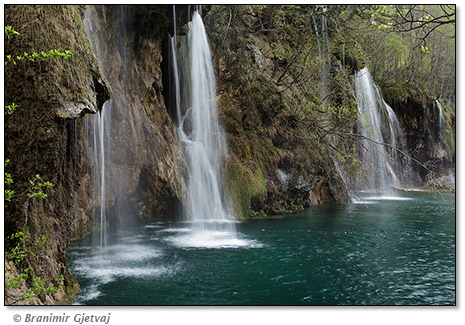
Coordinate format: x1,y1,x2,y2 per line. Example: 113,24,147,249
67,192,455,305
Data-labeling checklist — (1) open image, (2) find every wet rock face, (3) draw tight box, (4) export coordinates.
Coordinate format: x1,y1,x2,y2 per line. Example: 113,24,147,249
4,4,188,304
244,44,269,73
86,5,188,224
383,86,455,187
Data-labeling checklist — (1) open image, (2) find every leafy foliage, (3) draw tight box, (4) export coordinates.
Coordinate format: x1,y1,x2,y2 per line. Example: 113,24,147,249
249,209,267,218
4,162,54,206
348,5,455,102
4,25,19,38
204,5,363,215
5,232,64,304
5,48,72,66
5,159,15,205
27,174,54,199
5,102,17,115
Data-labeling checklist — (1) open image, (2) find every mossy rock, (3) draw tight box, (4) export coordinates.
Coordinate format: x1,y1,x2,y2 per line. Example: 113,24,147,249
224,163,267,219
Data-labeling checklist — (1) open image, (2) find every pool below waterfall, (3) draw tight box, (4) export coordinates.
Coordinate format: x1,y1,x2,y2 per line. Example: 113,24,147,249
67,191,455,305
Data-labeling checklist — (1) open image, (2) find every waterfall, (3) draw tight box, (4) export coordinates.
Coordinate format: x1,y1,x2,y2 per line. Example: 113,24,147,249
96,107,108,247
354,67,409,194
319,6,331,105
435,99,446,138
83,5,136,247
171,10,234,233
84,10,113,248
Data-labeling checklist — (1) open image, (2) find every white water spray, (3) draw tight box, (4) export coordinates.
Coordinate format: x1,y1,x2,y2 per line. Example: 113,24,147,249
355,67,407,194
171,11,234,233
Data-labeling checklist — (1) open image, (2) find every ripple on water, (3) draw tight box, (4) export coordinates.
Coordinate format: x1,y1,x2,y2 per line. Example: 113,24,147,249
68,192,454,305
71,243,171,280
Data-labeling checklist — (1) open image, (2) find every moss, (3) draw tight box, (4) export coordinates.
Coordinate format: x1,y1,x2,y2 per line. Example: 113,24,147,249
224,163,267,219
4,5,103,115
382,81,426,107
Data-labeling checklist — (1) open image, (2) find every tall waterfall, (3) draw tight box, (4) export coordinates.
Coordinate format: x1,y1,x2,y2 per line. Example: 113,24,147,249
171,10,234,232
84,11,113,248
83,5,135,247
354,67,411,194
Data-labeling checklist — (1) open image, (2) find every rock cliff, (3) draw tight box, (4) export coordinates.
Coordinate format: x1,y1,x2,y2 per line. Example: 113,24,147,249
383,83,455,190
4,5,108,304
4,4,189,304
83,5,188,229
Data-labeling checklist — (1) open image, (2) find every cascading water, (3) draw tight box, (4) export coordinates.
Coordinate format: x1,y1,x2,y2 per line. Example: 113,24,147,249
354,67,410,195
84,10,113,248
184,12,231,230
168,9,243,247
435,99,446,138
84,5,143,247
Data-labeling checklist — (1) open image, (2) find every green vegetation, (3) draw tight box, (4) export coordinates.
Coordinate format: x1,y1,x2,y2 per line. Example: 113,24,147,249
349,5,455,102
5,48,72,65
4,25,20,37
4,162,54,207
207,5,363,215
249,209,267,218
5,102,17,115
224,163,267,219
2,5,455,305
4,25,56,208
5,232,64,304
206,4,454,215
4,24,72,66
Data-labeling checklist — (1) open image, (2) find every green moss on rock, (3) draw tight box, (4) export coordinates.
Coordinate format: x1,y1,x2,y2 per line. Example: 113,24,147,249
224,163,267,219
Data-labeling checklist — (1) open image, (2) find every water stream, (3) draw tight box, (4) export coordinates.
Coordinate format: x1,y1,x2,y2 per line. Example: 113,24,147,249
84,10,114,248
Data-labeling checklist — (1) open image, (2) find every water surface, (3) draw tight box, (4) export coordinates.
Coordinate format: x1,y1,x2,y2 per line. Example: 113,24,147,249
67,192,455,305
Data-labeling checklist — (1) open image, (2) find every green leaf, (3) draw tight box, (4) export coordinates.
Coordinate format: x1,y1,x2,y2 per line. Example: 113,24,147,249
4,25,20,38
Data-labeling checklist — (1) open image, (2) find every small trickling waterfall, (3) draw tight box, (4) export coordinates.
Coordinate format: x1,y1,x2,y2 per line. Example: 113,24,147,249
435,99,446,138
354,67,412,195
170,10,235,233
84,11,113,248
312,6,331,105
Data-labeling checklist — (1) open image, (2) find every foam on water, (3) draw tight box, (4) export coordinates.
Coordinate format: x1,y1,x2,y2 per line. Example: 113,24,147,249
399,188,429,192
72,285,102,305
351,199,377,205
144,224,164,229
72,244,164,281
158,227,192,233
364,196,413,201
70,241,180,303
166,230,264,249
